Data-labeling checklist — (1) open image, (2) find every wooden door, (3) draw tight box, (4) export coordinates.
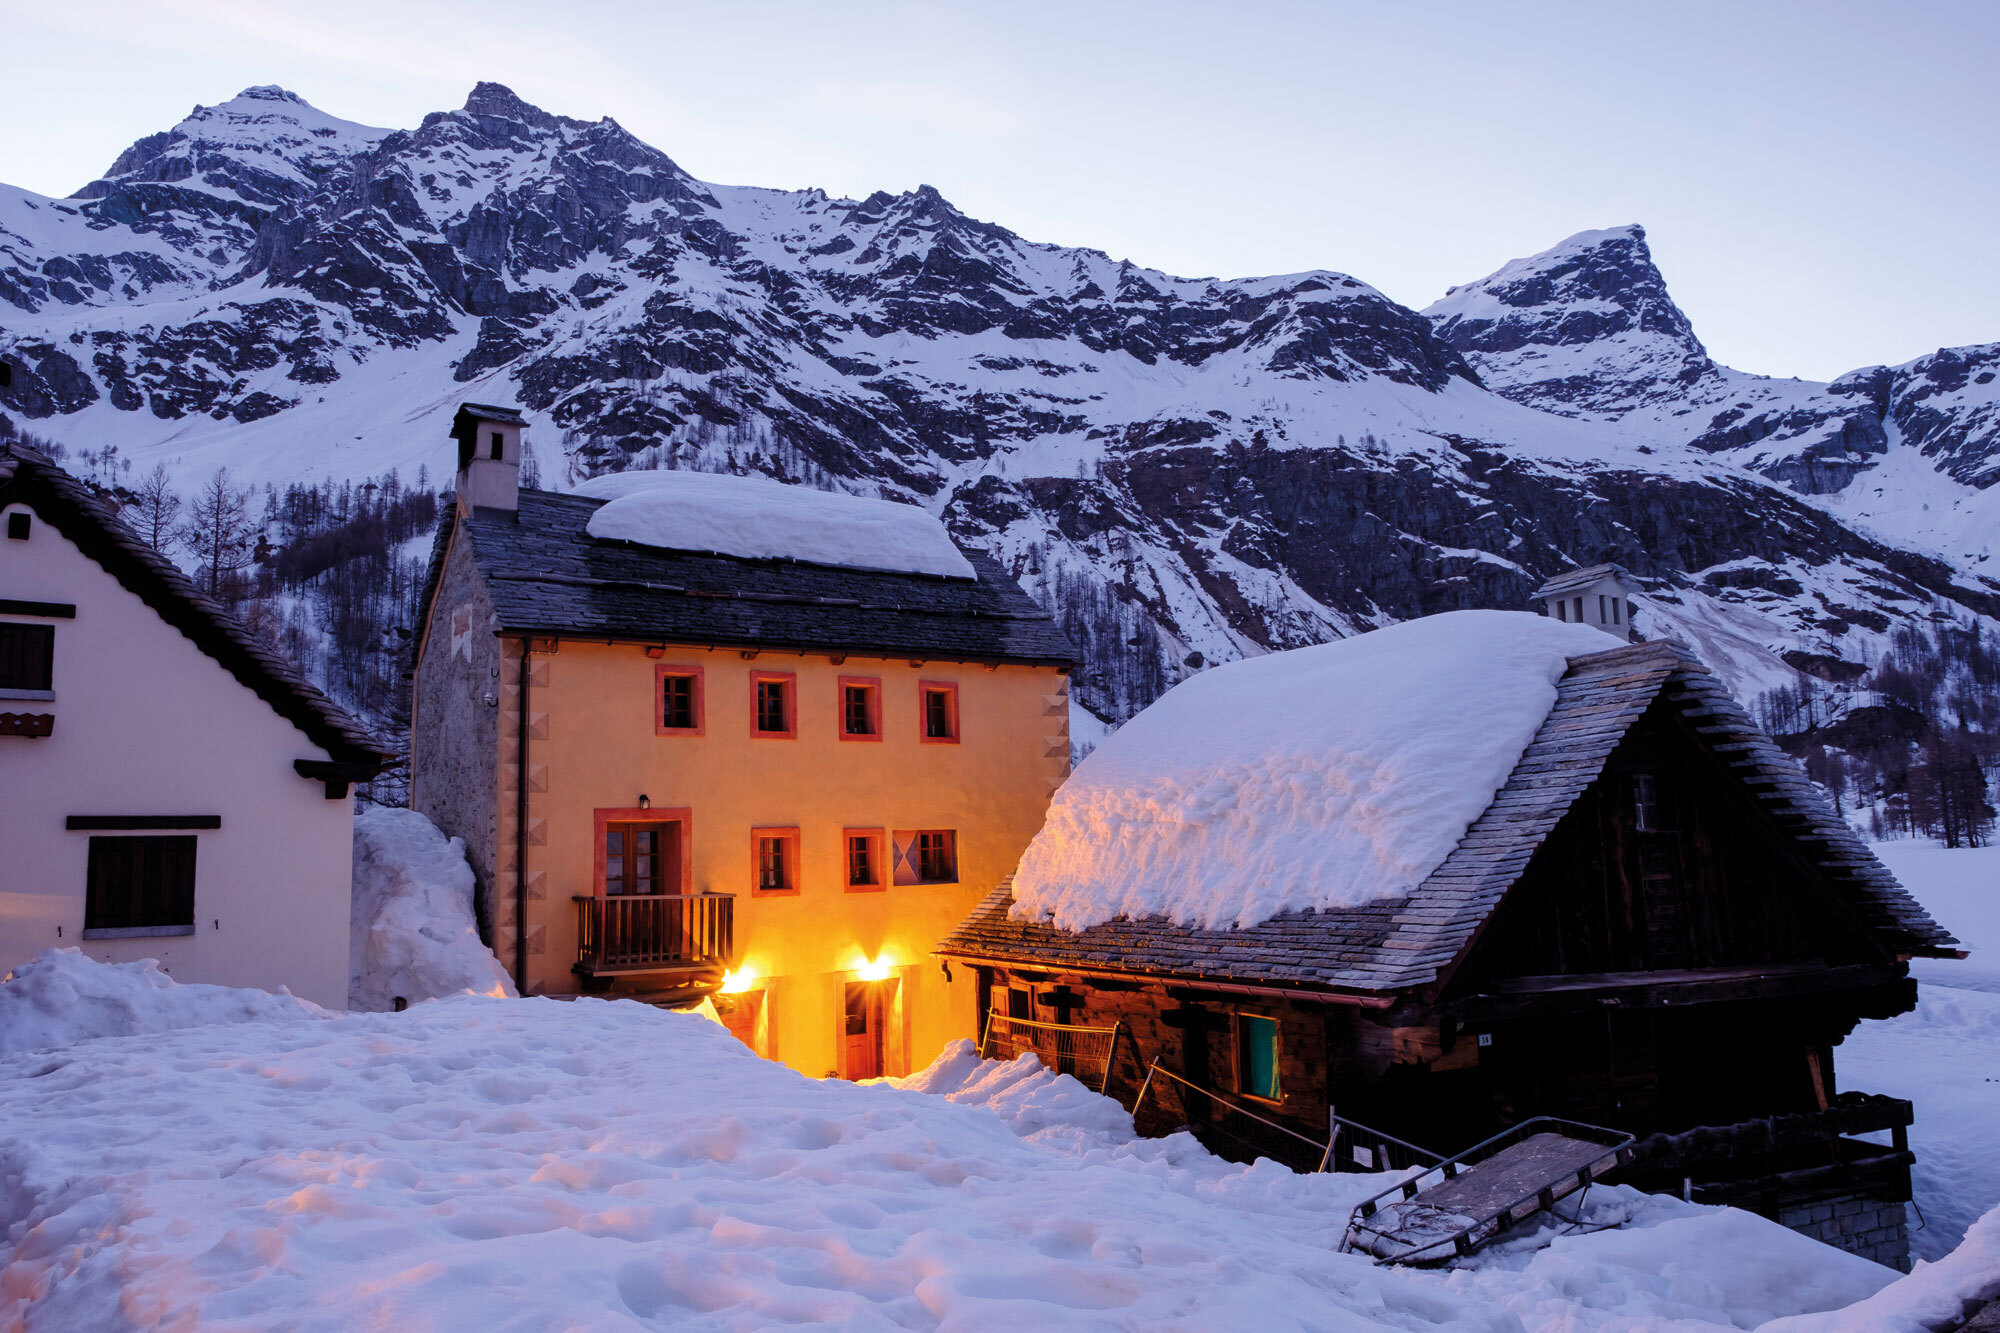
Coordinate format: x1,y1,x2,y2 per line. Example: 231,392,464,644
844,981,886,1080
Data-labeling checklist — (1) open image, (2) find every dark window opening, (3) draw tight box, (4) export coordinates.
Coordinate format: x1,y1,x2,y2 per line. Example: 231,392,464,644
846,833,876,886
755,679,790,734
1611,598,1622,625
843,685,876,736
1574,596,1585,623
5,512,28,540
1553,599,1566,622
85,836,196,932
0,622,54,690
757,835,791,892
1634,774,1662,832
916,831,955,882
1007,986,1032,1020
605,821,676,895
661,674,696,730
489,430,504,460
922,685,957,741
1237,1012,1281,1101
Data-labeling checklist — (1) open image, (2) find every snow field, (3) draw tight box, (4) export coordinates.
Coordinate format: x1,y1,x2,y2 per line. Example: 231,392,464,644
1011,611,1615,931
10,956,1993,1332
0,948,327,1058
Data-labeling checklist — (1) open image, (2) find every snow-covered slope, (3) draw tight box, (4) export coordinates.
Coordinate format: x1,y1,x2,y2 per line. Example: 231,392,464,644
4,86,1997,723
1427,227,2000,564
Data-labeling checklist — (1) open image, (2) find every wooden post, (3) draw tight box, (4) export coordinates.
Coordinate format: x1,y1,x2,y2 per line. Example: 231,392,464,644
1131,1061,1158,1119
1101,1020,1125,1096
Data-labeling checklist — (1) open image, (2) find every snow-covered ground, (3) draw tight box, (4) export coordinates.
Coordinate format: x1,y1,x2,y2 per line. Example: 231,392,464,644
1,948,1995,1330
1840,841,2000,1262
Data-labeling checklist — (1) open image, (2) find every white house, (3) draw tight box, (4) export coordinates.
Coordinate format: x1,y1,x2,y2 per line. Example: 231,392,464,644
0,444,386,1008
1530,563,1641,642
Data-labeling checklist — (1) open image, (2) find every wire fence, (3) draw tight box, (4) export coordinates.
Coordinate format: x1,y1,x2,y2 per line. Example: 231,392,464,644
1132,1061,1444,1176
979,1011,1124,1094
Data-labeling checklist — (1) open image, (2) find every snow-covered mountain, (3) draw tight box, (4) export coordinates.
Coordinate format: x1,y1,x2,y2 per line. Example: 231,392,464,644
4,85,1997,723
1426,226,2000,558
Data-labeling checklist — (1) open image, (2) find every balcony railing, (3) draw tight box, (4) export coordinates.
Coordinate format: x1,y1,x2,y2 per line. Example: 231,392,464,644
573,893,733,976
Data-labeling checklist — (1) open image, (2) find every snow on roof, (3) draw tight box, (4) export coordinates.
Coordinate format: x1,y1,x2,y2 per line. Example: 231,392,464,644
577,469,977,579
1009,610,1616,932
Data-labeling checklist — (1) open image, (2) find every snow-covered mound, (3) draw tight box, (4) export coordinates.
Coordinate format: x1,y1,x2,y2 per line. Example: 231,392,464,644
578,469,977,578
1011,611,1613,931
0,974,1951,1332
0,949,325,1058
349,805,515,1012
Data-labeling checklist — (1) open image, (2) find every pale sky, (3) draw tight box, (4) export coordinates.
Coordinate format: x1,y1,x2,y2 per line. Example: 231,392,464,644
2,0,1993,382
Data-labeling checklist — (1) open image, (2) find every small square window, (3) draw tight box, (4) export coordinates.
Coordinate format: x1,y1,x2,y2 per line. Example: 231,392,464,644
894,829,958,884
752,827,800,895
919,680,959,744
1237,1013,1281,1102
655,664,704,735
0,622,54,691
5,512,29,540
844,828,885,891
489,430,504,460
751,673,796,738
1634,774,1662,831
839,677,881,741
84,836,196,935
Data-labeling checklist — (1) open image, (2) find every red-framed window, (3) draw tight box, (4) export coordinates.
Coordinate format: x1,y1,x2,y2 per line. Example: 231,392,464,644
592,807,693,897
892,829,958,885
843,827,885,892
919,680,959,744
750,671,797,739
654,663,705,735
751,826,800,896
838,676,882,741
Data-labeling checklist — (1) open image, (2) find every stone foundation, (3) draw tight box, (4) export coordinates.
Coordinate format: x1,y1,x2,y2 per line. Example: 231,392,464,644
1778,1193,1910,1271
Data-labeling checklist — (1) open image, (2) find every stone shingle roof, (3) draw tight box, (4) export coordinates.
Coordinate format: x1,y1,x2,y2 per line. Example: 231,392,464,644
1531,562,1635,600
939,640,1959,996
0,444,388,769
432,488,1076,666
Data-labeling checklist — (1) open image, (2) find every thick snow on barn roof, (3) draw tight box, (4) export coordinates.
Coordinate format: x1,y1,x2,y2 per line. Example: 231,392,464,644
577,469,976,579
1008,611,1615,933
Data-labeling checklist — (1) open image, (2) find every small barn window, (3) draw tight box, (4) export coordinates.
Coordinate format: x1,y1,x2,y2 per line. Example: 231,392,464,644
1553,599,1566,622
1611,598,1621,625
0,623,54,691
1574,597,1585,623
489,430,504,460
6,512,28,540
1634,774,1661,831
1237,1013,1281,1102
83,836,196,935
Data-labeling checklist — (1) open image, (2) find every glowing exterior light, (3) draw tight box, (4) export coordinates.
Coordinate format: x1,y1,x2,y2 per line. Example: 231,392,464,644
856,956,892,983
720,966,758,994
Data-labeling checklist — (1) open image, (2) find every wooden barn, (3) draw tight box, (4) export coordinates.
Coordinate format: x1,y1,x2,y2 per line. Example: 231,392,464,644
938,633,1962,1269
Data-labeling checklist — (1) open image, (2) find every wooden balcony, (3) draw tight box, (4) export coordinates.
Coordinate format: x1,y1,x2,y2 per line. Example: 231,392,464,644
573,893,733,983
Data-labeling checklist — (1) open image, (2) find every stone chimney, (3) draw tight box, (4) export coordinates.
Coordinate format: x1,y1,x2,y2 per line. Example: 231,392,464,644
451,402,527,516
1531,563,1640,642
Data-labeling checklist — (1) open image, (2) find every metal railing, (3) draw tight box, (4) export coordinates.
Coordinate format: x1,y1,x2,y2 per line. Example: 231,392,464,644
573,893,733,972
979,1011,1125,1094
1133,1061,1443,1175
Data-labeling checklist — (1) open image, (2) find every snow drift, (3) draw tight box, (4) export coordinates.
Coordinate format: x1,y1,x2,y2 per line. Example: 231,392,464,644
0,953,1945,1333
578,469,977,579
0,948,325,1057
349,804,515,1011
1011,610,1615,931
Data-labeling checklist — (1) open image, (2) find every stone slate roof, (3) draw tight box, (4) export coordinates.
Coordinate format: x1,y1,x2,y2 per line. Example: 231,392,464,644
428,488,1076,666
1531,562,1635,600
0,444,388,769
939,639,1960,997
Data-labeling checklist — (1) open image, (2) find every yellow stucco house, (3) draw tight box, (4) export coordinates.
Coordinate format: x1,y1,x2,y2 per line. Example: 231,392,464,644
411,405,1076,1078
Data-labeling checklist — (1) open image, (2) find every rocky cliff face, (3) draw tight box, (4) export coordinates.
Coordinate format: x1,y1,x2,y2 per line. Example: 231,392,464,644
3,85,1997,724
1426,226,2000,505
